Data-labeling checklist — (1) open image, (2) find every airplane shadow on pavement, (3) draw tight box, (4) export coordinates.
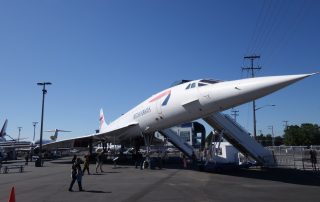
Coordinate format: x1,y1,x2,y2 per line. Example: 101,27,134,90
92,171,120,175
215,168,320,186
83,190,112,194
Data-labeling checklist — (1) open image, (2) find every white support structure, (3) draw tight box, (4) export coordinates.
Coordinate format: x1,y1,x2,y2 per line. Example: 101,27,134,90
159,128,195,158
203,112,275,166
207,130,224,165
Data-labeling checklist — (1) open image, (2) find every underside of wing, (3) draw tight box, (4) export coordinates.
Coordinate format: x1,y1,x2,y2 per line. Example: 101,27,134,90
42,122,140,150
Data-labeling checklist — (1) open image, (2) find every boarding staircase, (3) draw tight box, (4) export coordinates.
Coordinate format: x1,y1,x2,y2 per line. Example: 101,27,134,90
159,129,195,158
203,112,275,166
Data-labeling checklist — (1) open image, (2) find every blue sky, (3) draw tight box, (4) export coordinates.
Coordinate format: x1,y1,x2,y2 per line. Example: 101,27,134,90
0,0,319,141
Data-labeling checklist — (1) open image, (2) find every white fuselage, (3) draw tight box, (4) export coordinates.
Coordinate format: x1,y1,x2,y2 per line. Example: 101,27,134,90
102,74,314,141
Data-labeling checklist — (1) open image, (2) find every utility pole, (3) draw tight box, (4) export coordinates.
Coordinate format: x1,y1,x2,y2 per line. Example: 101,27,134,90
242,55,261,139
268,125,275,146
283,120,289,131
231,108,239,122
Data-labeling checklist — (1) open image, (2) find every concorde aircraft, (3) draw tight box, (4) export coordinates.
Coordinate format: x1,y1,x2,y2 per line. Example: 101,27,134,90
43,73,318,151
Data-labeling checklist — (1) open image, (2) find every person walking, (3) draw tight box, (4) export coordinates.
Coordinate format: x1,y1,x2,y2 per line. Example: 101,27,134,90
133,149,139,169
69,158,84,192
310,149,318,171
182,154,187,169
82,155,90,175
71,155,77,164
95,150,105,173
25,153,29,166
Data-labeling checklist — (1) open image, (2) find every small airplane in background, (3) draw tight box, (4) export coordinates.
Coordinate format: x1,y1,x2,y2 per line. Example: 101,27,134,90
0,119,8,142
34,129,71,145
45,129,72,142
0,119,32,160
0,119,28,142
43,73,318,153
0,120,9,160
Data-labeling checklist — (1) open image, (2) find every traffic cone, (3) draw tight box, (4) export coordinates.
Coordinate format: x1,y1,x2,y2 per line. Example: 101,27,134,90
8,186,15,202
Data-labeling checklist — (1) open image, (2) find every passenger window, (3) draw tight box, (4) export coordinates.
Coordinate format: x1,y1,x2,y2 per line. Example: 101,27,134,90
185,84,191,89
191,83,196,88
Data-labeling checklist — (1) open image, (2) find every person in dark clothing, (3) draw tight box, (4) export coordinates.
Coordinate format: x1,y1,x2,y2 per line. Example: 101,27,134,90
82,155,90,175
68,158,84,192
310,149,318,171
71,155,77,164
96,150,105,173
25,153,29,165
133,150,140,169
137,151,143,169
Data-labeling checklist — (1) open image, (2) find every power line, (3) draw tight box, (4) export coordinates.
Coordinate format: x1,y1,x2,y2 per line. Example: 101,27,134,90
249,0,274,54
267,0,311,60
246,0,267,54
256,0,287,54
253,0,278,54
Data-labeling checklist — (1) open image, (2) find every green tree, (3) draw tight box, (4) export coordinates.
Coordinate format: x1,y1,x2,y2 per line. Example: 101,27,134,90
265,134,273,146
274,136,284,146
256,134,267,146
283,124,320,146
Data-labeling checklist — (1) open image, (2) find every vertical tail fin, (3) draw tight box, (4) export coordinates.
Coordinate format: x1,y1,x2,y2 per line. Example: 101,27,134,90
50,129,59,141
0,119,8,137
99,109,108,133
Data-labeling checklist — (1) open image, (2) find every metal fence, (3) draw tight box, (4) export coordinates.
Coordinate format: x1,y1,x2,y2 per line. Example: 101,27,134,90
267,146,319,170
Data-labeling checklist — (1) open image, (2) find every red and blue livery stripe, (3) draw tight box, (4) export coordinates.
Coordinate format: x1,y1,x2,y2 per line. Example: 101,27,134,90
149,90,171,106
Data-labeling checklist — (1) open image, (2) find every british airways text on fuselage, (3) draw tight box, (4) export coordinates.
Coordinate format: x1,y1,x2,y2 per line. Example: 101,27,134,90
133,107,151,119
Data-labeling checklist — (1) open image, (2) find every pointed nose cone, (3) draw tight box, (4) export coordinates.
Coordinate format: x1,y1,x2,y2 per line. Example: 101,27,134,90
239,73,316,98
234,73,317,103
212,73,317,111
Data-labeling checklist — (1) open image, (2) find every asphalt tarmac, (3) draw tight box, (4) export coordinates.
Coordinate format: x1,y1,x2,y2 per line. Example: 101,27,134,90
1,157,320,202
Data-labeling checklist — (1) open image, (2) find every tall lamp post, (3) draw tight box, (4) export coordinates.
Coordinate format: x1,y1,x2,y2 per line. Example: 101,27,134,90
32,122,38,142
37,82,52,166
17,127,22,142
254,104,276,139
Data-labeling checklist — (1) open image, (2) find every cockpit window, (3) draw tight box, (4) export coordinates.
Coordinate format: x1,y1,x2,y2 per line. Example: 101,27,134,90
191,83,196,88
185,84,191,89
199,79,221,84
198,83,207,87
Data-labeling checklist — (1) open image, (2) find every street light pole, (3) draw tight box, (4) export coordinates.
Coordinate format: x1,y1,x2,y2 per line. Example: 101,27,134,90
254,104,276,140
32,122,38,142
37,82,52,166
17,127,22,142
